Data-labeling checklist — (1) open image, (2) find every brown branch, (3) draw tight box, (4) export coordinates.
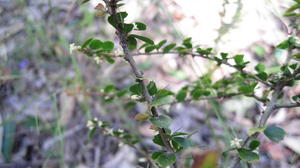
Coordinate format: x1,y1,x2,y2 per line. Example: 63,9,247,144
103,1,176,167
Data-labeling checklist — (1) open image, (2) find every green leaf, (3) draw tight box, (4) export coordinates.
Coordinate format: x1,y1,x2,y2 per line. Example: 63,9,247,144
104,84,115,93
102,41,114,52
153,134,165,146
221,52,228,59
129,34,154,44
171,132,189,137
197,48,212,55
155,89,174,99
263,125,286,143
149,115,172,128
156,40,167,50
152,95,174,106
237,148,259,162
82,38,93,48
256,72,268,81
292,94,300,101
88,127,97,140
176,87,188,102
107,12,128,28
238,85,255,93
89,39,103,50
249,140,260,150
124,23,134,33
277,40,289,49
233,54,244,65
147,81,157,96
255,63,265,72
191,88,210,99
127,36,137,50
129,83,142,95
172,137,193,148
145,45,156,53
183,37,192,48
152,150,165,160
156,153,176,167
134,22,147,30
163,43,176,53
103,55,115,64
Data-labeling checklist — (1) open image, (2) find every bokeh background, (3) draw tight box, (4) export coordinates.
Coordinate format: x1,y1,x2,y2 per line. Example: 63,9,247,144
0,0,299,167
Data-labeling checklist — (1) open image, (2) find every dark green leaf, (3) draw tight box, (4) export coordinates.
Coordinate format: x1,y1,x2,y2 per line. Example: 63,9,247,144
129,83,142,95
102,41,114,52
172,137,193,148
103,55,115,64
277,40,289,49
145,45,156,53
238,148,259,162
82,38,93,48
156,40,167,50
134,22,147,30
129,34,154,44
152,150,165,160
153,134,165,146
255,63,265,72
149,115,172,128
197,48,212,55
155,89,174,99
147,81,157,96
156,153,176,167
233,54,244,65
81,0,90,4
163,43,176,53
176,87,188,102
124,24,134,33
238,85,255,93
183,37,192,48
249,140,260,150
191,89,210,99
127,36,137,50
152,95,174,106
256,72,268,81
263,125,286,143
89,39,103,50
107,12,128,28
104,84,115,93
221,52,228,59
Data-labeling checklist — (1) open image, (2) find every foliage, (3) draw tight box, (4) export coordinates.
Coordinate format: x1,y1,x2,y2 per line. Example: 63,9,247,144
76,0,300,167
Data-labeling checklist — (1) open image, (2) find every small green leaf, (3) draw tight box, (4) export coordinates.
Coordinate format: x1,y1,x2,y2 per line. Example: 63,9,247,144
155,89,174,99
88,127,97,140
238,148,259,162
145,45,156,53
255,63,265,72
152,95,174,106
156,153,176,167
256,72,268,81
191,88,210,99
149,115,172,128
163,43,176,53
127,36,137,50
238,85,255,93
134,22,147,30
263,125,286,143
221,52,228,59
107,12,128,28
103,55,115,64
102,41,114,52
89,39,103,50
171,132,189,137
183,37,192,48
82,38,93,48
104,84,115,93
129,83,142,95
156,40,167,50
124,23,134,33
172,137,193,148
176,87,188,102
153,134,165,146
249,140,260,150
197,48,212,55
147,81,157,96
152,150,165,160
129,34,154,45
233,54,244,65
277,40,289,49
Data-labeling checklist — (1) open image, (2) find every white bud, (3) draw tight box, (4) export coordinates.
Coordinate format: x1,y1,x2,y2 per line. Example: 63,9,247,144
230,137,243,148
69,43,81,54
